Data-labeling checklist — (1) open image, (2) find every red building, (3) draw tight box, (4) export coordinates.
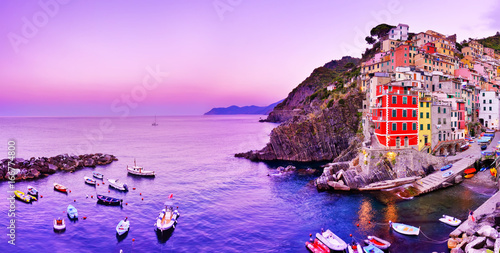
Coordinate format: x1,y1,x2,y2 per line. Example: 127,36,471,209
390,44,410,70
423,42,436,54
372,82,419,148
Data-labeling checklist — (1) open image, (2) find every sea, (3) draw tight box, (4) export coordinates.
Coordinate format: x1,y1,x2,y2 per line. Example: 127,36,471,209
0,115,493,253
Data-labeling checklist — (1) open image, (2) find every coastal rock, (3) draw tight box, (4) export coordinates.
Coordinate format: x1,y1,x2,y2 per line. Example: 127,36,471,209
450,248,464,253
465,237,487,252
494,238,500,253
477,225,499,240
83,158,96,167
448,238,459,249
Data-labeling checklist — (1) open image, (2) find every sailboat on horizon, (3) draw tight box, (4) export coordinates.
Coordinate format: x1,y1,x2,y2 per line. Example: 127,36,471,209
152,115,158,126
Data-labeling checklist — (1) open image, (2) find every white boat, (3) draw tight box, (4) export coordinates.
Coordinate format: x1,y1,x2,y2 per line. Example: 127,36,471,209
389,221,420,235
67,205,78,219
316,229,347,252
84,176,97,185
155,200,180,233
92,171,103,179
348,240,363,253
364,235,391,250
53,218,66,231
116,217,130,236
439,215,461,226
127,160,155,177
27,186,38,196
108,179,128,191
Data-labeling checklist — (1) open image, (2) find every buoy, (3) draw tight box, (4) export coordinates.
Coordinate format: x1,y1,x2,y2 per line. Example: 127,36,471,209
140,193,142,196
103,182,105,185
83,216,87,220
41,195,43,198
132,238,135,242
132,187,136,190
357,224,359,227
125,203,128,205
108,190,110,193
309,233,312,237
368,221,371,224
69,190,71,193
141,198,144,201
97,184,99,186
91,195,93,198
350,234,352,237
74,199,76,202
86,195,88,198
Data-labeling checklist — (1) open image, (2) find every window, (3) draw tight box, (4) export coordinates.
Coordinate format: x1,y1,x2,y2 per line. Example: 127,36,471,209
403,110,407,117
443,118,447,124
392,109,397,117
420,102,423,107
420,112,423,118
483,93,485,97
443,108,446,113
484,100,486,104
426,103,429,108
392,96,396,104
438,118,441,124
426,112,429,118
413,110,416,117
490,100,492,103
403,123,407,131
420,124,423,130
403,97,407,104
427,124,430,130
413,97,417,104
413,123,417,130
438,107,441,113
484,107,486,111
392,123,397,131
490,107,492,111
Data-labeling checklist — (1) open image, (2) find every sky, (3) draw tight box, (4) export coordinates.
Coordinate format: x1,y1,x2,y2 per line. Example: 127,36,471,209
0,0,499,116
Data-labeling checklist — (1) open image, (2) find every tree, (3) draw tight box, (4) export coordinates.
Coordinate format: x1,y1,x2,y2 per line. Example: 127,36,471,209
370,24,395,38
344,62,355,69
365,36,376,45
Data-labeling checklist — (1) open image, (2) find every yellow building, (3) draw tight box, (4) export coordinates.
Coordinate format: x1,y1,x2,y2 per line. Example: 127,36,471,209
418,93,432,152
461,57,474,69
435,40,455,57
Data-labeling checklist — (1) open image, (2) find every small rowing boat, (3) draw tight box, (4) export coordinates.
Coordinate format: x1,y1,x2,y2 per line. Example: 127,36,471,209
67,205,78,219
439,215,461,226
389,221,420,235
84,176,97,185
96,194,123,205
364,235,391,250
27,186,38,197
440,164,453,171
116,217,130,236
464,174,475,179
464,168,476,174
442,170,453,178
305,238,329,253
491,167,497,177
348,240,363,253
363,244,383,253
92,171,103,179
54,183,68,193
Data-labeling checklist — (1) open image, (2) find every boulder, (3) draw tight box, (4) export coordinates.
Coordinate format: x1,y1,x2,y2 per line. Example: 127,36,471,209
450,248,464,253
477,225,498,240
448,238,459,249
83,158,96,167
494,238,500,253
465,237,487,252
284,165,296,172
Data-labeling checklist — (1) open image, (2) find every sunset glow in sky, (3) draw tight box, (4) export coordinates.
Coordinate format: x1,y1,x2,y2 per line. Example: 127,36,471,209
1,0,499,116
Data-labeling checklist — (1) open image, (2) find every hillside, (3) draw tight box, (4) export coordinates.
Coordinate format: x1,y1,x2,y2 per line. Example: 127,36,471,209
478,33,500,54
204,100,283,115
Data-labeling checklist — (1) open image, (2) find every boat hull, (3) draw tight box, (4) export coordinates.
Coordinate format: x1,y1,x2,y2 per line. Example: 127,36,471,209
14,190,33,203
439,215,461,226
127,166,155,177
67,205,78,219
364,236,391,250
108,179,128,191
316,229,347,251
92,172,103,179
306,239,330,253
53,219,66,231
96,195,123,205
116,220,130,235
390,222,420,235
53,183,68,193
155,209,180,233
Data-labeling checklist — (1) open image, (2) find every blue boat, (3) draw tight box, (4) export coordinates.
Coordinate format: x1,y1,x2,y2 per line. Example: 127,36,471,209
363,244,383,253
440,164,453,171
480,167,487,172
67,205,78,219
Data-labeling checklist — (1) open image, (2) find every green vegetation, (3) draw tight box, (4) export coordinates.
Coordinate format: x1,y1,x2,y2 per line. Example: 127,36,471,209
478,34,500,54
370,23,395,38
365,36,376,45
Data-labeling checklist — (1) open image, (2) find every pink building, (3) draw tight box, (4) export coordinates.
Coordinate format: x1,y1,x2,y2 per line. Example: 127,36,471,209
485,47,495,57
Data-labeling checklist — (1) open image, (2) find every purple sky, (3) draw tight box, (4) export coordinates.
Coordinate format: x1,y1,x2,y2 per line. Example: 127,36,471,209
1,0,499,116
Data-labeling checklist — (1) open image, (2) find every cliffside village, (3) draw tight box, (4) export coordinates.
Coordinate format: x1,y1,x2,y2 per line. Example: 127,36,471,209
358,24,500,155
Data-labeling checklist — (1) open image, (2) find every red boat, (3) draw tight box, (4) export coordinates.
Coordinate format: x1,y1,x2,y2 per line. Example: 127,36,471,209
54,183,68,193
305,238,329,253
464,168,476,174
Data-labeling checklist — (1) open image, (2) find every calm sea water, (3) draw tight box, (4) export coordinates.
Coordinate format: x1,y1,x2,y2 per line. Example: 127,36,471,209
0,116,492,253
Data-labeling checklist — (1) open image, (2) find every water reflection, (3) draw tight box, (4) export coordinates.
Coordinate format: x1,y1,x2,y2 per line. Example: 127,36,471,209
357,199,375,232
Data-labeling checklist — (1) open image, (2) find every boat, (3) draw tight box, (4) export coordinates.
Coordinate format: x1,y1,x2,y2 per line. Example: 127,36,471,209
96,194,123,205
92,171,103,179
67,205,78,219
439,215,461,226
27,186,38,197
491,168,497,177
108,178,128,191
14,190,35,203
464,174,475,179
53,218,66,231
464,168,476,174
152,115,158,126
155,200,180,233
84,176,97,185
480,167,487,172
54,183,68,193
116,217,130,236
363,244,383,253
305,238,329,253
347,240,363,253
127,159,155,177
316,229,348,252
440,164,453,171
442,170,453,178
389,221,420,235
364,235,391,250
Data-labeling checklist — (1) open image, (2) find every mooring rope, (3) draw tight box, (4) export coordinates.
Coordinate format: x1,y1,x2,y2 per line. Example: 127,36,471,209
419,230,449,244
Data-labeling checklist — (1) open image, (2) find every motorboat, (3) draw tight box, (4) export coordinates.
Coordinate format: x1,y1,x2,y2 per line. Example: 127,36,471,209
363,244,383,253
155,200,180,233
14,190,35,203
316,229,347,252
27,186,38,197
84,176,97,185
439,215,461,226
67,204,78,219
116,217,130,236
389,221,420,235
53,218,66,231
127,160,155,177
305,238,329,253
347,240,363,253
108,179,128,191
96,194,123,206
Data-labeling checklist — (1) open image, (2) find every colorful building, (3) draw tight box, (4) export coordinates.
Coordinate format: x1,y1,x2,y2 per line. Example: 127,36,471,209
418,93,432,152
